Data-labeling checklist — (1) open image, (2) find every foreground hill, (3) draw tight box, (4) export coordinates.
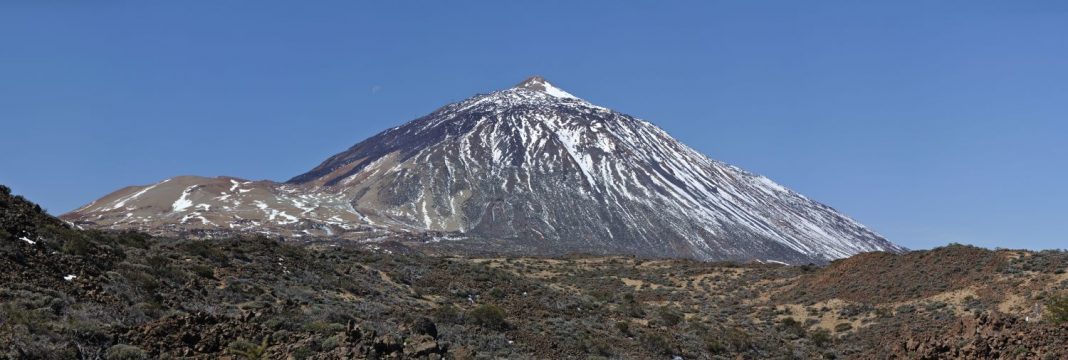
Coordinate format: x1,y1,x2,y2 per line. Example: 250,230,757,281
4,186,1067,359
63,77,903,264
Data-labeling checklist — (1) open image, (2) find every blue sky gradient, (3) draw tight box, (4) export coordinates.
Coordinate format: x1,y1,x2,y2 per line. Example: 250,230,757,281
1,1,1065,250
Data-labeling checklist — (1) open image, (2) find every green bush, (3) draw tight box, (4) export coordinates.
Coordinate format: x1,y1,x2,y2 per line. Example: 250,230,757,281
227,337,269,359
0,302,51,333
122,268,161,292
433,304,464,324
105,344,148,360
810,328,833,347
468,304,508,331
320,334,341,351
61,237,93,256
640,332,673,355
585,337,614,357
191,264,216,279
778,317,805,337
302,320,345,334
290,347,314,360
656,306,683,327
705,338,727,354
620,293,645,318
182,241,229,264
894,304,916,314
1047,293,1068,324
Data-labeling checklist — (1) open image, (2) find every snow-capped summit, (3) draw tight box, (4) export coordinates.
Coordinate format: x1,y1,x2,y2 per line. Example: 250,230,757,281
512,76,578,99
63,76,905,263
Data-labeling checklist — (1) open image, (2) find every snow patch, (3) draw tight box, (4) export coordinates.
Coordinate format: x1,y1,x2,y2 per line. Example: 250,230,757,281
542,82,577,99
172,186,195,212
109,179,169,210
755,176,788,193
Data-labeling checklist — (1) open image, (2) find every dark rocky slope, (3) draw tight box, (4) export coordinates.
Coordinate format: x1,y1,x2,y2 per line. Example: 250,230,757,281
5,186,1067,359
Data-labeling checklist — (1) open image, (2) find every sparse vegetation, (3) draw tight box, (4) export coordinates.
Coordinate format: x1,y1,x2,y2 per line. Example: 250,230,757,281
227,337,270,359
1047,293,1068,324
810,328,833,347
656,306,683,327
104,344,148,360
1,184,1067,358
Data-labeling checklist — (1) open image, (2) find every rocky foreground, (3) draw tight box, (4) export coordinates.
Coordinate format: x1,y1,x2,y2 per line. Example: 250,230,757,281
3,185,1067,359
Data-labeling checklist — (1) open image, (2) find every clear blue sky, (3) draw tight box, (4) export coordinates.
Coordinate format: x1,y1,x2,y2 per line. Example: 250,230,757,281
1,1,1065,250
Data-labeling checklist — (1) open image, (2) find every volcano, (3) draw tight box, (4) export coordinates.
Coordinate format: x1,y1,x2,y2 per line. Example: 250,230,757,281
63,76,904,263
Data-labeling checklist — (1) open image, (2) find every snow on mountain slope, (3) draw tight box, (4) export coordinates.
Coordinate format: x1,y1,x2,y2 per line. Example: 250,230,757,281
63,76,904,263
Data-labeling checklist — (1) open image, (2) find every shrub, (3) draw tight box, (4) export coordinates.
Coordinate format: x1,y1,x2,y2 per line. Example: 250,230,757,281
1012,346,1029,356
320,334,341,351
810,328,833,347
110,231,151,249
639,332,673,355
182,241,228,264
620,293,645,318
838,303,873,318
411,317,438,338
290,347,314,360
1047,293,1068,324
834,323,853,332
433,304,463,324
585,337,614,357
227,337,269,359
468,304,508,331
924,301,948,312
122,268,161,292
723,327,752,351
191,264,215,279
778,317,805,338
104,344,147,360
302,320,345,335
61,237,93,256
656,306,683,327
706,338,727,354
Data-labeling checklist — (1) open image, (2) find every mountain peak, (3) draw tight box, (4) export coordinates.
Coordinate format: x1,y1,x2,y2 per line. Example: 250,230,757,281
64,77,904,264
513,76,577,99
